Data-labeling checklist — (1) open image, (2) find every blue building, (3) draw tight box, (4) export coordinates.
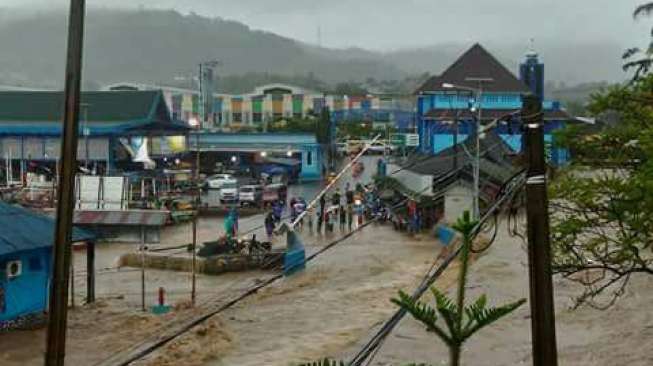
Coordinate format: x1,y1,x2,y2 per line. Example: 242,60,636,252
0,203,94,329
190,132,323,181
415,44,570,165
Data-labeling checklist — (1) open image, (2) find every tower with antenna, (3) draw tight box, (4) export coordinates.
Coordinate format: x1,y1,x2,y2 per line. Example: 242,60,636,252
519,38,545,102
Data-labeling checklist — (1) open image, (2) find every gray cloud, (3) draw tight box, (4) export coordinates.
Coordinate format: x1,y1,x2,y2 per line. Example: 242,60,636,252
2,0,651,50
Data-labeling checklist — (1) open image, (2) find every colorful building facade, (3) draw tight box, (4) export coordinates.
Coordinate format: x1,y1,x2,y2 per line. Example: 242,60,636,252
415,44,570,165
105,83,415,130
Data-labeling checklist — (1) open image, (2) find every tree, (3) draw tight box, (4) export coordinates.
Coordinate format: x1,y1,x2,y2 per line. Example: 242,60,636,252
550,74,653,308
393,212,525,366
623,3,653,79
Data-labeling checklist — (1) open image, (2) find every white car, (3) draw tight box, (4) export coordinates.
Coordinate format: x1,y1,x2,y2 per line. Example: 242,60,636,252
366,141,393,154
239,185,263,206
205,173,234,189
219,179,239,204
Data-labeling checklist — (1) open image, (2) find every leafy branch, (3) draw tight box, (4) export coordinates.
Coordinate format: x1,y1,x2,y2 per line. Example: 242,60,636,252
392,211,525,366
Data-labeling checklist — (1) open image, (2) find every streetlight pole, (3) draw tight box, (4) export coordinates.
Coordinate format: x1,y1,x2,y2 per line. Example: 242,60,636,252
441,78,493,220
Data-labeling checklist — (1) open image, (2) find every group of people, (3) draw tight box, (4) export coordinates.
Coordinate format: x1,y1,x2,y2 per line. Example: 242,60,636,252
261,178,389,240
311,182,372,236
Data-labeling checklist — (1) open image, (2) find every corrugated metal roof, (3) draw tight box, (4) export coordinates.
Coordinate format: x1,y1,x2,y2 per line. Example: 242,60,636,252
0,91,190,137
424,108,571,121
193,132,318,145
0,203,95,256
416,44,531,94
73,210,169,227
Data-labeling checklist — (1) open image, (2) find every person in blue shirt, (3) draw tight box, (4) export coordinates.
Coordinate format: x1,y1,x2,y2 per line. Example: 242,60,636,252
272,200,283,224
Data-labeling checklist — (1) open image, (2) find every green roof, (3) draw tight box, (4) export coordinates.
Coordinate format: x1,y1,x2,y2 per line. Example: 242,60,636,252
0,90,159,122
0,90,190,136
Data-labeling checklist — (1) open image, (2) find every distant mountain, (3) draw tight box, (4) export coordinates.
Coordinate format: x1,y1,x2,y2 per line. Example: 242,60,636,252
0,8,630,92
0,8,404,90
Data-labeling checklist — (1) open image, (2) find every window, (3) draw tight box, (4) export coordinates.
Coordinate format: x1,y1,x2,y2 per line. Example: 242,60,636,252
253,113,262,123
233,113,243,123
307,151,313,165
29,256,42,271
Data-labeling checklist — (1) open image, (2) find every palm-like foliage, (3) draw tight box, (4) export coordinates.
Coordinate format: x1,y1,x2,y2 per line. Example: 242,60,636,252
298,359,345,366
392,211,526,366
297,359,433,366
634,2,653,18
625,3,653,79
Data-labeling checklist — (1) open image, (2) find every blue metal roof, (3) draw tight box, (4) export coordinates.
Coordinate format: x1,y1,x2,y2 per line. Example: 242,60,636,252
193,132,318,146
0,203,95,256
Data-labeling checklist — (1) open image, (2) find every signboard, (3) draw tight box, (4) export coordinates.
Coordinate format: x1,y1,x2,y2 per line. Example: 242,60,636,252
405,133,419,147
76,175,127,210
390,133,406,146
77,176,101,210
391,133,419,147
102,177,126,210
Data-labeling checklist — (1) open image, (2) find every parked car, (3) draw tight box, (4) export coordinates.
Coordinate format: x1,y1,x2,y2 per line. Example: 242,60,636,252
205,173,234,189
366,141,394,154
239,184,263,207
218,179,239,204
336,142,348,155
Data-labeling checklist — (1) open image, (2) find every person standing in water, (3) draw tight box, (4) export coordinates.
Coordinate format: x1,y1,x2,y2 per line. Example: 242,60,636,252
347,204,354,231
264,212,275,240
307,207,314,235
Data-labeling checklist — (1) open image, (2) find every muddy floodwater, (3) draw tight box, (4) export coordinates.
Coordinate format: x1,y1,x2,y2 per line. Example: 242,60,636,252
3,154,649,366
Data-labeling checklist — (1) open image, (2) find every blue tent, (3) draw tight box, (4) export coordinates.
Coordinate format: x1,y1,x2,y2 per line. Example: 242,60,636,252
0,203,94,326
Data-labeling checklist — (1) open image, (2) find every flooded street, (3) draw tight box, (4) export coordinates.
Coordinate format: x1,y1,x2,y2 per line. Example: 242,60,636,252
2,154,652,366
1,155,428,366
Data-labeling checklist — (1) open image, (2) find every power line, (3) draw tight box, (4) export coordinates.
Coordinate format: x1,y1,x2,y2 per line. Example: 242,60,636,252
348,171,526,366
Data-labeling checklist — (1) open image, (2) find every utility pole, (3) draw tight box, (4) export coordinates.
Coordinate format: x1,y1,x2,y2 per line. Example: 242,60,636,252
86,241,95,304
191,130,199,306
464,77,493,220
522,93,558,366
45,0,86,365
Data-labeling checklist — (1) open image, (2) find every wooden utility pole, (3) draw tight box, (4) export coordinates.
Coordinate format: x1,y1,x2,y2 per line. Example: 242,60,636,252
191,132,200,306
140,227,146,312
86,241,95,304
522,94,558,366
45,1,86,365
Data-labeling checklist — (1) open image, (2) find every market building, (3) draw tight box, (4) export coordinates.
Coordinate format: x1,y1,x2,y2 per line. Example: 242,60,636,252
415,43,570,165
0,90,189,184
189,132,323,182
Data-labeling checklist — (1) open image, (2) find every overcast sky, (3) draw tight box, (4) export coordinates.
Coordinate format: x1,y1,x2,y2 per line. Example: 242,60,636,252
3,0,651,50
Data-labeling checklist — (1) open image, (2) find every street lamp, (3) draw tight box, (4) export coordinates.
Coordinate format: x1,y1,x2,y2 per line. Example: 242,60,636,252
441,78,494,219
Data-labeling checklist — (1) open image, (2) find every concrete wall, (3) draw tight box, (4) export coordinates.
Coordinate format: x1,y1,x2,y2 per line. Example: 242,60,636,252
444,185,474,224
387,163,433,196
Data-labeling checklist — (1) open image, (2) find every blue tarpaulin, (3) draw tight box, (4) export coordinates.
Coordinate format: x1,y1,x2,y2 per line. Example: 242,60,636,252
284,231,306,275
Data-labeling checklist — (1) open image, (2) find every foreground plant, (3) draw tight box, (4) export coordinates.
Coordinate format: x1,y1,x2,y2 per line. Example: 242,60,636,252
297,358,432,366
392,211,526,366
